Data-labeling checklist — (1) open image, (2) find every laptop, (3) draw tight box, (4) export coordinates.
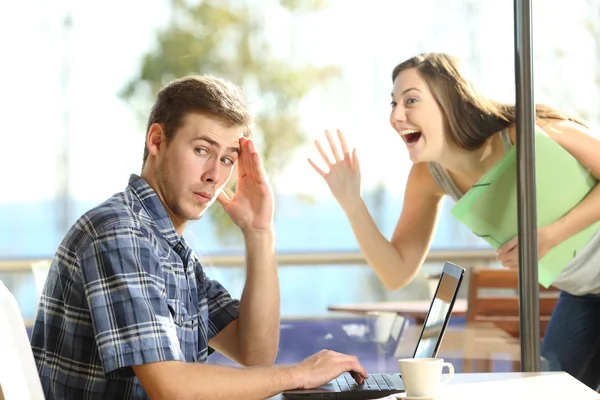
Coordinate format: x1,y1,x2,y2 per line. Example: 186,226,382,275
282,261,465,400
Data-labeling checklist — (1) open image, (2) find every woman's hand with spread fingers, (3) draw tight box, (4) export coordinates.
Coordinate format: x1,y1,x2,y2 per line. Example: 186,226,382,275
308,129,362,214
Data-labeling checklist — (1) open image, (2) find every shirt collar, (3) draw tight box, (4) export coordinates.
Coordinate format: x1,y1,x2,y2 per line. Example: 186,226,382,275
127,174,180,247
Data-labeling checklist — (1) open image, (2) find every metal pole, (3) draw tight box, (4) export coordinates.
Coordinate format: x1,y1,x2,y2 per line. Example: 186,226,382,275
514,0,541,372
57,12,73,236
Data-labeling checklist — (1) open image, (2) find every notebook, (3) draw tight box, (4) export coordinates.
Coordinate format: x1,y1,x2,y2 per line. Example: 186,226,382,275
451,125,599,287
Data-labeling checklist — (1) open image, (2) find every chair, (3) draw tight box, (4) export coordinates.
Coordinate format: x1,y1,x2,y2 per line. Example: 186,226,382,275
0,280,44,399
463,267,560,372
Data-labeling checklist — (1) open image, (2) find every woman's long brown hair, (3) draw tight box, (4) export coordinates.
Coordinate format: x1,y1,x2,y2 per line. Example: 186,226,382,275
392,53,586,150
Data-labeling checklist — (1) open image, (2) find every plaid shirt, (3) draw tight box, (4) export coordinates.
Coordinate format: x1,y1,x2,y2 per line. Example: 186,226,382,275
31,174,240,399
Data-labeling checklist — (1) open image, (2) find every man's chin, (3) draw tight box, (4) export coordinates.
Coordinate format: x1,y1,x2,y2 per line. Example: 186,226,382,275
173,203,208,222
189,204,209,220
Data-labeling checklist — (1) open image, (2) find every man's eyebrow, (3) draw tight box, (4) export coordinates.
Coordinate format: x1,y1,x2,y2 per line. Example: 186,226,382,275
192,135,240,154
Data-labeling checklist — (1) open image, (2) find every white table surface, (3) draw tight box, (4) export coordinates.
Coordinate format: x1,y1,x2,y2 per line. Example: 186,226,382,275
270,372,600,399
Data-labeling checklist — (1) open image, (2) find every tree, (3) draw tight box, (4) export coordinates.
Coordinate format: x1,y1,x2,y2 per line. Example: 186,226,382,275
120,0,339,242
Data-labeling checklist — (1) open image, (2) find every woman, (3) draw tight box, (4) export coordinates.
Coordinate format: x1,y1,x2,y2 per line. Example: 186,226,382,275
308,52,600,389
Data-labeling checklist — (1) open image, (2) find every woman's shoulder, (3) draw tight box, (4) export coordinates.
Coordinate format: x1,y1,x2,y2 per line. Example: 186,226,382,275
505,117,592,145
408,162,446,198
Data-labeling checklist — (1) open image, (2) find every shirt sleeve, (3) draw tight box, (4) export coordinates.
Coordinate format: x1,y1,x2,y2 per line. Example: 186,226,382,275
79,223,184,377
199,269,240,340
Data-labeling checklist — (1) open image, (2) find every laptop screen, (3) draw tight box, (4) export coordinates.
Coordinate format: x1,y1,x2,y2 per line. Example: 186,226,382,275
412,262,464,358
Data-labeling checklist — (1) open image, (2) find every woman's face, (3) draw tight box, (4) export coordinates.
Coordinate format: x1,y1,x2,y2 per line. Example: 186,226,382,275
390,68,448,163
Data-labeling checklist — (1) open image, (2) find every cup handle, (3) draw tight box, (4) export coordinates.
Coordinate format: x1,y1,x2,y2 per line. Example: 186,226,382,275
441,362,454,385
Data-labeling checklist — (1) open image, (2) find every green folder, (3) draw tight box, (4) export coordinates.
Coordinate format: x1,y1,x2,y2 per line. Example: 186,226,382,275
451,125,599,287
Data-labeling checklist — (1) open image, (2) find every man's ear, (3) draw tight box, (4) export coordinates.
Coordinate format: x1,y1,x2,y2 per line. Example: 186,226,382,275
146,123,165,157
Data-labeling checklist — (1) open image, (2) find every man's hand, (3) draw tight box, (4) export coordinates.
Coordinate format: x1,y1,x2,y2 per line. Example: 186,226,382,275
218,137,273,233
132,351,368,400
290,350,368,390
496,226,558,269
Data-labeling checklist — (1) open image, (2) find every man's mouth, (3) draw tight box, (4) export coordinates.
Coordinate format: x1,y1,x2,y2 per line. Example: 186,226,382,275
400,129,422,145
193,192,213,204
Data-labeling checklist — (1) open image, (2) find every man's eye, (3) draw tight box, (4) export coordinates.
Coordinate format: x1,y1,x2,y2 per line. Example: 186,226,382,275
196,148,208,155
222,158,235,166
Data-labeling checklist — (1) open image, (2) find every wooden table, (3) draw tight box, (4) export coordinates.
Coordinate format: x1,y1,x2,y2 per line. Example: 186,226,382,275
328,299,468,322
395,322,519,357
270,372,600,399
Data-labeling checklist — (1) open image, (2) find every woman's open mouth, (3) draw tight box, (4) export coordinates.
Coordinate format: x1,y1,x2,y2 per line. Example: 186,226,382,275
400,130,422,146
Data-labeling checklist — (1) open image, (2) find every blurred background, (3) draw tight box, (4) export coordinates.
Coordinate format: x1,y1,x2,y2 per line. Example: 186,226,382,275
1,0,599,373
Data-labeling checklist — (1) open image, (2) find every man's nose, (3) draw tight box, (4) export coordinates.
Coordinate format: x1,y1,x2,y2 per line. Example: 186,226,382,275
201,158,221,184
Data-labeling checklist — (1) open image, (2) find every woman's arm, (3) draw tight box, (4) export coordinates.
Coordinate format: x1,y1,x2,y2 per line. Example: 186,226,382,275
501,120,600,258
536,119,600,246
309,130,445,290
343,163,445,290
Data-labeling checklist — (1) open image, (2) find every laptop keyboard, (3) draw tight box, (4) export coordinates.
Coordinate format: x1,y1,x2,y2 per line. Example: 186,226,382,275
335,372,398,392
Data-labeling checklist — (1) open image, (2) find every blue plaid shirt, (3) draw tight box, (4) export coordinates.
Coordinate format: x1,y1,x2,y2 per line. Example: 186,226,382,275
31,174,240,399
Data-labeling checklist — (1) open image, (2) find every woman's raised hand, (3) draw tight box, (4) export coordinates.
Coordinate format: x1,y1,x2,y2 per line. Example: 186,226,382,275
308,129,362,214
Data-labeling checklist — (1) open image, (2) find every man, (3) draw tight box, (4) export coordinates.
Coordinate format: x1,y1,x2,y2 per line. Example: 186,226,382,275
31,75,367,399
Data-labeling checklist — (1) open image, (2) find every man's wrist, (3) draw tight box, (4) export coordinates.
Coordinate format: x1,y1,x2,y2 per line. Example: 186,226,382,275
274,365,302,391
242,226,275,244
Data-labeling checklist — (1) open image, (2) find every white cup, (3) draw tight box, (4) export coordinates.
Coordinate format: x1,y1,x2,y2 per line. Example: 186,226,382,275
398,357,454,398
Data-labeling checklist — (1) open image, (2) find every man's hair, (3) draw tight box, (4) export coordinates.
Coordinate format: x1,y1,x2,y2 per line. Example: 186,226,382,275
392,52,586,150
142,75,253,165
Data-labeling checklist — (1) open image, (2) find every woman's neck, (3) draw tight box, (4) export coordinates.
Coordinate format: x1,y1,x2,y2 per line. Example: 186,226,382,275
437,132,504,182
